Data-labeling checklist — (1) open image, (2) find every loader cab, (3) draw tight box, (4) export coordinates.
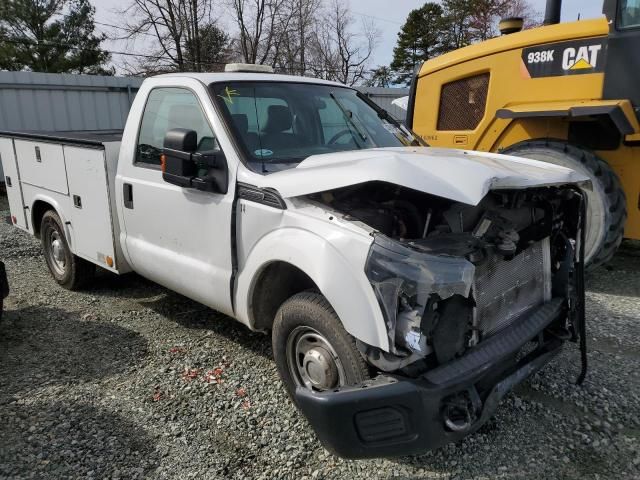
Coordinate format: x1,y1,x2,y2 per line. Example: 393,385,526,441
603,0,640,114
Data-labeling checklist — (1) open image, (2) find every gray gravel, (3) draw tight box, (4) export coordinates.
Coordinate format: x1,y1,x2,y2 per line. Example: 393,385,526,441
0,194,639,480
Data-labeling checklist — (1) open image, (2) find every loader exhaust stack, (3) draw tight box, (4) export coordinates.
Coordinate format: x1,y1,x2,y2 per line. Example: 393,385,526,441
544,0,562,25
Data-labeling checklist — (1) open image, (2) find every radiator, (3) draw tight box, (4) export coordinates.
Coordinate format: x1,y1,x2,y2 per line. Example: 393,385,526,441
473,237,552,338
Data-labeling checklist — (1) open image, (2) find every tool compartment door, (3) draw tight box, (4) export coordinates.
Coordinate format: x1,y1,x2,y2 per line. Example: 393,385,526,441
64,145,118,272
0,138,28,230
14,140,68,195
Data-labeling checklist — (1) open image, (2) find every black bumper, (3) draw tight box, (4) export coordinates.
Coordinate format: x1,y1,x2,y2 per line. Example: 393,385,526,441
295,299,566,459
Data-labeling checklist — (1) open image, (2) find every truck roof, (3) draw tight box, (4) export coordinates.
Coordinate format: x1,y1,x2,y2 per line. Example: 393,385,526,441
154,72,350,88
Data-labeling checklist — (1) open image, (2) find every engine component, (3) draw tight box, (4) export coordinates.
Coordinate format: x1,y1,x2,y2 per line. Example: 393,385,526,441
431,295,473,364
474,237,552,338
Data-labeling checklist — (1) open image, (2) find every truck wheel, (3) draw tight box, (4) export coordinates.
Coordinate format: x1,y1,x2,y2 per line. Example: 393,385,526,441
272,292,370,402
41,210,94,290
503,141,627,268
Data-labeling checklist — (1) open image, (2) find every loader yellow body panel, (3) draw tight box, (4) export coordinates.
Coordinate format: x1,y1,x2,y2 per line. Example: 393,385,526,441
412,16,640,241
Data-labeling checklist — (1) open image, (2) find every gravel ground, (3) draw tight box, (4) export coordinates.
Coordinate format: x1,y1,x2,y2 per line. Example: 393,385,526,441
0,194,639,480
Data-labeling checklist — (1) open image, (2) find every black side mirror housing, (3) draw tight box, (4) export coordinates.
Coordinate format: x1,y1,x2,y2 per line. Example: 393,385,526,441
162,128,229,194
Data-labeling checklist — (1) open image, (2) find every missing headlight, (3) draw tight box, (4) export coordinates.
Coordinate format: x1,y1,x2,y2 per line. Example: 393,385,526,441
365,234,475,356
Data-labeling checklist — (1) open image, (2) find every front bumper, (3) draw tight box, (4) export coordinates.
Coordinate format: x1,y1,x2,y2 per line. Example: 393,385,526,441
295,298,566,459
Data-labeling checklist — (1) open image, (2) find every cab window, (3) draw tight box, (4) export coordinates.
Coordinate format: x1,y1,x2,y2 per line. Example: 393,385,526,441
136,87,215,166
619,0,640,28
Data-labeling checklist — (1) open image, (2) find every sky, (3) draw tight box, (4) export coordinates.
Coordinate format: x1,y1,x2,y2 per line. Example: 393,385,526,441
92,0,606,74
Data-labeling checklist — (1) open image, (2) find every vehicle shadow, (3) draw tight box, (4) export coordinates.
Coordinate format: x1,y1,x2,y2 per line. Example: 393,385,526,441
0,399,159,478
0,306,148,397
86,269,166,300
139,289,273,360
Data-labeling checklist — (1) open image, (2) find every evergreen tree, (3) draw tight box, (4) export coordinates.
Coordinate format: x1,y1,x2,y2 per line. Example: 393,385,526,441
366,66,393,87
390,2,446,85
442,0,476,49
0,0,111,74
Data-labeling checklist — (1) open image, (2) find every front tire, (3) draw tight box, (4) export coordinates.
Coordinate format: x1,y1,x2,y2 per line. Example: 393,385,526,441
41,210,94,290
503,140,627,268
272,292,370,402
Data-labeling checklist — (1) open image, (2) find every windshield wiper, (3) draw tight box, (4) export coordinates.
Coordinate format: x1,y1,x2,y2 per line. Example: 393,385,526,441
329,93,368,144
355,91,424,147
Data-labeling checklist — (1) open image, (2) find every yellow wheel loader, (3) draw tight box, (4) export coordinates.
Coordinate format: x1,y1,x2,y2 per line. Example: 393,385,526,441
407,0,640,267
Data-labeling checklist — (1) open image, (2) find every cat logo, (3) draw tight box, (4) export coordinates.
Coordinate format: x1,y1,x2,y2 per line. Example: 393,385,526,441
522,39,607,78
562,45,602,71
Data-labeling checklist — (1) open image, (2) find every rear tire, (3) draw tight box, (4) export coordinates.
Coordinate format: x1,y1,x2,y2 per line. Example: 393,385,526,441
41,210,94,290
503,140,626,268
272,292,370,403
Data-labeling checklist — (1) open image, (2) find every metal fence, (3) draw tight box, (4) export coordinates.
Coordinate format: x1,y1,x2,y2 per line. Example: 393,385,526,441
0,71,142,132
0,71,408,182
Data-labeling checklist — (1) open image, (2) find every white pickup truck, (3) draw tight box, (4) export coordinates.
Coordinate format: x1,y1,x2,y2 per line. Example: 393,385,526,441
0,66,589,458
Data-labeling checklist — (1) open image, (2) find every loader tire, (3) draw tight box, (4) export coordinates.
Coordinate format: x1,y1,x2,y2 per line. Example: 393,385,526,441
503,140,626,268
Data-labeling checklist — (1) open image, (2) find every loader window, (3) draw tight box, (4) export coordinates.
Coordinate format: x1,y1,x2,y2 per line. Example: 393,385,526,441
136,87,216,166
619,0,640,28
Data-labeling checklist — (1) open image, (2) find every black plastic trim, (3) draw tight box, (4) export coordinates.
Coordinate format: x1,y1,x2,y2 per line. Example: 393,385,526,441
496,105,634,135
406,69,420,129
237,182,287,210
0,130,121,148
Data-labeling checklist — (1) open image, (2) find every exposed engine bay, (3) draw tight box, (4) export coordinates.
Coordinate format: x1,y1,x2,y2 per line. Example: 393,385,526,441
307,181,584,376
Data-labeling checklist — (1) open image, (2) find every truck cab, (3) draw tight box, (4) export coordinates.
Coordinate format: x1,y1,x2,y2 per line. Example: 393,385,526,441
1,68,589,458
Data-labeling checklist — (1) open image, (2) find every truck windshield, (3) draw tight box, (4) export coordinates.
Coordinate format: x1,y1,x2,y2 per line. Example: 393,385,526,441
619,0,640,28
210,82,423,171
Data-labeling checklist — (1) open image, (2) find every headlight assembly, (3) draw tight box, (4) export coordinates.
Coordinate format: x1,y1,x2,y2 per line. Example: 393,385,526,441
365,235,475,356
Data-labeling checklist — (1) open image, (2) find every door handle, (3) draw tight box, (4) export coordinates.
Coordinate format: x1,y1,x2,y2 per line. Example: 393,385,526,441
123,183,134,209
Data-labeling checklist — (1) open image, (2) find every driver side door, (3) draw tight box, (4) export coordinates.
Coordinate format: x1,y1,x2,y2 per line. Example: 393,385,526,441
119,87,235,316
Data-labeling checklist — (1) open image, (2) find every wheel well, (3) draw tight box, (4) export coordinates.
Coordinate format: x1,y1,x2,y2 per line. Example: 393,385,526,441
250,262,318,332
31,200,56,239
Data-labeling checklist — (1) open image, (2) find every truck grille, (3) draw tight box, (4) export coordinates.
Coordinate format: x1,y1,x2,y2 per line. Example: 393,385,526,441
473,237,551,338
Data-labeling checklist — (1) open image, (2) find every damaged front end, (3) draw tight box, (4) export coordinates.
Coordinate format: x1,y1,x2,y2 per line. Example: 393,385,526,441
295,182,587,458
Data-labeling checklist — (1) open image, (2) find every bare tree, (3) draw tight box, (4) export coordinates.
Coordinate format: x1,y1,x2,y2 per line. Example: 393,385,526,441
227,0,292,65
118,0,231,74
270,0,321,74
308,0,379,86
502,0,542,29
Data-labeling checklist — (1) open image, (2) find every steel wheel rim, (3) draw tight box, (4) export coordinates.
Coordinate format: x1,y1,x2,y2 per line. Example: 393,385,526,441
285,326,346,392
48,230,67,276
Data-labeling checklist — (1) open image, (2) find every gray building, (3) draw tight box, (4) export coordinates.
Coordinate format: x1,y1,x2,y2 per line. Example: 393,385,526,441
0,71,408,182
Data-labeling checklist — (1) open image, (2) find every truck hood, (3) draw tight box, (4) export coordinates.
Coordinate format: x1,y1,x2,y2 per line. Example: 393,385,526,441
258,147,589,206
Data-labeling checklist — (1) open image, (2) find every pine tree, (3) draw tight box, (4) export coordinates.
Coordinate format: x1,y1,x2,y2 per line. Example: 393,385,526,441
390,2,447,85
0,0,111,74
366,66,393,87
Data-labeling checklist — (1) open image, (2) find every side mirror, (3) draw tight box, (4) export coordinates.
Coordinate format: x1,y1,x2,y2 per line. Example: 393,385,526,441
162,128,229,194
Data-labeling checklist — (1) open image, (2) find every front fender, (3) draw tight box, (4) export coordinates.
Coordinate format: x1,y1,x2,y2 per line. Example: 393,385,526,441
235,227,389,351
496,99,640,136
